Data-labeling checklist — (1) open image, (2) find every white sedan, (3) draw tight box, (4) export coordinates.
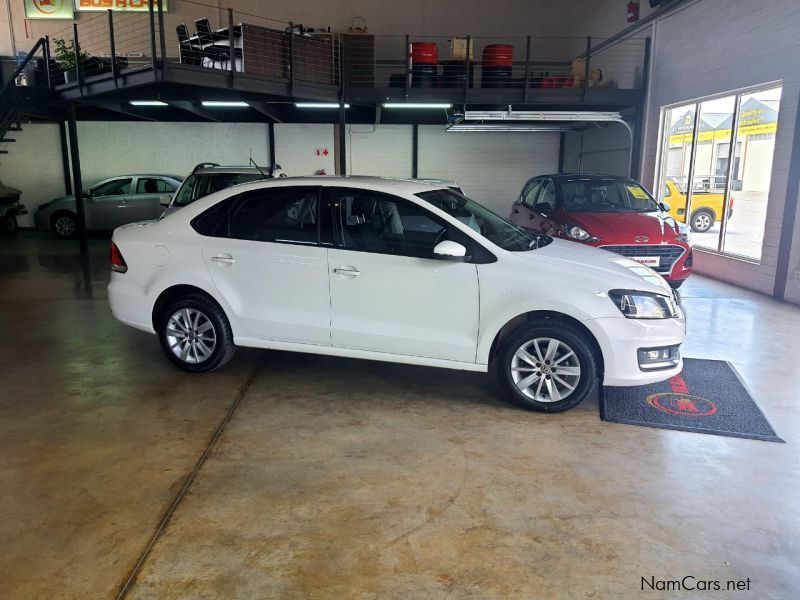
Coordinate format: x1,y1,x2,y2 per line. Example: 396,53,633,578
108,177,685,412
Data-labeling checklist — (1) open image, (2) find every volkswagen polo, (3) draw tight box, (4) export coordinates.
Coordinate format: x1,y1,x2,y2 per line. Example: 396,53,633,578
108,177,685,413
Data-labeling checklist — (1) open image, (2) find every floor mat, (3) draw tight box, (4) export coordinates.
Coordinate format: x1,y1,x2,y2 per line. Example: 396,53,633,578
601,358,784,442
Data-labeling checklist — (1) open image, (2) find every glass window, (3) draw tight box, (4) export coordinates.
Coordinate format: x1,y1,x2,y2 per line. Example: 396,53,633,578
173,175,197,207
417,188,542,252
537,180,557,212
136,178,174,194
191,197,236,238
656,84,782,261
229,187,320,245
557,178,659,212
521,179,543,207
92,178,132,196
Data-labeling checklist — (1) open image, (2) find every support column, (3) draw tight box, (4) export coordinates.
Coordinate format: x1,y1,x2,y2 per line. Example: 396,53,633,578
412,124,419,178
338,104,347,175
268,122,276,172
58,120,72,195
67,104,88,255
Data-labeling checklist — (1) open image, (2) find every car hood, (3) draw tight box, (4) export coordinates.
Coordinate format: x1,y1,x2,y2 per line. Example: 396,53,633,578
563,210,682,241
514,238,672,295
42,195,76,207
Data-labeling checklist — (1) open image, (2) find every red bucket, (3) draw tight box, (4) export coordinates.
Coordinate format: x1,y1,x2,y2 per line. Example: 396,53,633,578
411,42,438,65
482,44,514,68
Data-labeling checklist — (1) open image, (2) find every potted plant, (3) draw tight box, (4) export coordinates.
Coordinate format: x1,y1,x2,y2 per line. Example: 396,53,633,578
53,38,89,84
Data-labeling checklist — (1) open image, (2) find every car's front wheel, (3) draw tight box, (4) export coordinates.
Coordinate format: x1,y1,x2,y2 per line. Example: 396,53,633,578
157,293,235,372
497,319,597,412
1,213,17,236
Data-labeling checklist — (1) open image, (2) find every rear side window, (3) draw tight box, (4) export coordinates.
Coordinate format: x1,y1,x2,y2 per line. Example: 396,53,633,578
229,187,320,245
191,197,235,238
136,178,174,194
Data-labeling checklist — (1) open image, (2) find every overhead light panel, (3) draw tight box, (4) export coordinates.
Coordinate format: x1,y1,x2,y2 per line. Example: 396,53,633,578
129,100,167,106
447,123,571,132
295,103,350,108
201,101,249,108
382,103,452,109
463,110,622,122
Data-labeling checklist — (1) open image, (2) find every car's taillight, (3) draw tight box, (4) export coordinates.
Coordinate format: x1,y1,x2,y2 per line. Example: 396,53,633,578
110,242,128,273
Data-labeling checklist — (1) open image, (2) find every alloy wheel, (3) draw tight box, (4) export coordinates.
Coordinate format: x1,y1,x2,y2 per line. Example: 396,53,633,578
54,215,75,237
694,213,712,232
510,337,582,402
165,308,217,364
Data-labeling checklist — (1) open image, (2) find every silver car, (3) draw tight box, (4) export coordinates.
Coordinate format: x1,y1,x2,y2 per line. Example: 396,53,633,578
34,174,183,238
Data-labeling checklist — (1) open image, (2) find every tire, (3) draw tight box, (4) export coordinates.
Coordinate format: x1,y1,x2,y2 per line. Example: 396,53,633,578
156,293,236,373
689,209,714,233
1,214,17,236
51,211,77,239
668,279,685,289
497,319,597,413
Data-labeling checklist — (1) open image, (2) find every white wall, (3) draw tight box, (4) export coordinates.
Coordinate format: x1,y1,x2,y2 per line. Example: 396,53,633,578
347,125,413,178
274,123,335,176
562,123,631,177
418,126,559,214
0,124,64,228
641,0,800,299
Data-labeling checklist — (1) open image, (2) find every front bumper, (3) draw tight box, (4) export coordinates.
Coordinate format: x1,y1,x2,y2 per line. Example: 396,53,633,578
585,313,686,386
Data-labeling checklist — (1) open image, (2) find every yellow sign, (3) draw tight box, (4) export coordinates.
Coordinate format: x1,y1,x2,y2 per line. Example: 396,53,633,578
669,121,777,146
627,185,650,200
75,0,169,12
24,0,74,19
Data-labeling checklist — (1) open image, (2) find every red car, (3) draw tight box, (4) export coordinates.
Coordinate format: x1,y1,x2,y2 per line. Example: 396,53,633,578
510,174,692,288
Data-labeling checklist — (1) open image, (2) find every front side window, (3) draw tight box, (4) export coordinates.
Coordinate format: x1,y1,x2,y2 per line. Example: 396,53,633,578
173,175,197,207
229,187,320,245
537,180,557,212
92,178,132,196
557,179,660,212
417,188,541,251
136,178,174,194
521,179,543,207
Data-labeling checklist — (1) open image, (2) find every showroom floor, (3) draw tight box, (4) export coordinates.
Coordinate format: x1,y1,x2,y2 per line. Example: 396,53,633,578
1,232,799,599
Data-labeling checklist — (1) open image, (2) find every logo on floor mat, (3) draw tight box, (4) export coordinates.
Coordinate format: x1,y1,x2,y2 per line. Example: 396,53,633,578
647,392,718,417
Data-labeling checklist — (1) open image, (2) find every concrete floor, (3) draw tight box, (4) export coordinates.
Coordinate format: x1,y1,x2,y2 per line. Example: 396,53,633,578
1,232,798,599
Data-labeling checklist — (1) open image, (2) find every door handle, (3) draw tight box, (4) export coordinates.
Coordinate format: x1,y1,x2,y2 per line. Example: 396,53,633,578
210,254,235,266
333,266,360,277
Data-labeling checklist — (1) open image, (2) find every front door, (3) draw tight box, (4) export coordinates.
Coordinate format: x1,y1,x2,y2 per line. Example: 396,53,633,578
200,186,331,345
85,177,134,230
326,187,480,363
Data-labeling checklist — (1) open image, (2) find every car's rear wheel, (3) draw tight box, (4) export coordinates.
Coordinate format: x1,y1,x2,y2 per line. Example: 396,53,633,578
497,319,597,412
51,212,77,239
690,209,714,233
157,293,235,372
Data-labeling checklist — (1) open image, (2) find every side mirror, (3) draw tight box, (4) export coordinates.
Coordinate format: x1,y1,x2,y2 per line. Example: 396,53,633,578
159,193,172,207
659,201,671,212
533,202,550,216
433,240,467,260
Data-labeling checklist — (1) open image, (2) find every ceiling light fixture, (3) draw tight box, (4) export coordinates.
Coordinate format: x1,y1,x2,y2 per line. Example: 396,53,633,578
129,100,167,106
463,110,623,122
294,102,350,108
446,123,572,132
382,103,452,109
201,101,249,108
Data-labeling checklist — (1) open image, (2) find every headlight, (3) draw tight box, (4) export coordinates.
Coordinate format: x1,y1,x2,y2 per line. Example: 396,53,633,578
675,223,689,242
608,289,678,319
564,225,599,242
37,202,51,211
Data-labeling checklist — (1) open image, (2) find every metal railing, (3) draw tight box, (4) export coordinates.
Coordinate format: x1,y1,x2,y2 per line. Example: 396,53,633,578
20,0,648,102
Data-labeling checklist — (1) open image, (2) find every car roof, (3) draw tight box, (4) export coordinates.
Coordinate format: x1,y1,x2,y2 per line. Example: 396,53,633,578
533,173,639,182
415,178,460,186
200,175,453,196
96,174,183,182
192,165,269,175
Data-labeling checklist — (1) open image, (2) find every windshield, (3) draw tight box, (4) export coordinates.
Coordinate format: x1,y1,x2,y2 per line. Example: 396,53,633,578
416,189,544,251
174,172,267,207
557,179,660,212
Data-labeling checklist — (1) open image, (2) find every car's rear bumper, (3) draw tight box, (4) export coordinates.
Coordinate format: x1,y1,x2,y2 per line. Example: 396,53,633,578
585,313,686,386
108,273,155,334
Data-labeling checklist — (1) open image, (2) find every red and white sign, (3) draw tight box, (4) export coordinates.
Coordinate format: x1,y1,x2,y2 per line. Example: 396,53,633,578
314,148,329,157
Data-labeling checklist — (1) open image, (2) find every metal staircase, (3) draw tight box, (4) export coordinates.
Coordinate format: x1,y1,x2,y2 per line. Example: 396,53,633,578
0,38,53,156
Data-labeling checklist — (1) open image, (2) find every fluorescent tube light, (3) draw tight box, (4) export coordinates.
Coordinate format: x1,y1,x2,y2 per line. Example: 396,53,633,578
295,103,350,108
463,110,622,122
129,100,167,106
382,103,452,109
201,101,249,108
447,123,570,132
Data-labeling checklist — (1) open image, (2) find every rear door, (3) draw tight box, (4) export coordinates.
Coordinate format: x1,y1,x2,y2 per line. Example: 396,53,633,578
326,187,480,363
198,186,331,345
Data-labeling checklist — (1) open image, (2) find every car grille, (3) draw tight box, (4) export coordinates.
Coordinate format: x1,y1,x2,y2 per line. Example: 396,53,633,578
599,244,685,274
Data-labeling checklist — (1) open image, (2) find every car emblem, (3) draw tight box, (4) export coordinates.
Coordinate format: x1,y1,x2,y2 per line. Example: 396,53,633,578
634,235,649,243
